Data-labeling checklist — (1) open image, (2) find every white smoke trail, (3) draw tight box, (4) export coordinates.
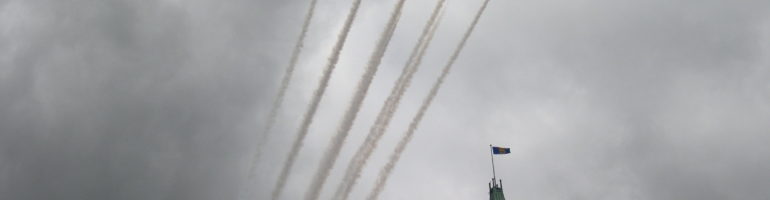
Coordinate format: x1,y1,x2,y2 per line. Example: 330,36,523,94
271,0,363,199
241,1,317,199
368,0,491,199
333,1,446,200
303,1,407,200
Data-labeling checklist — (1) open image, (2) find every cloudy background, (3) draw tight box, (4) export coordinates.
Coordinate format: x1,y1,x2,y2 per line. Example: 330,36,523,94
1,0,769,199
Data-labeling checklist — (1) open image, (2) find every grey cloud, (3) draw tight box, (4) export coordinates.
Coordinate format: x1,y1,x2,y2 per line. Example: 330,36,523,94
2,0,769,200
0,0,298,199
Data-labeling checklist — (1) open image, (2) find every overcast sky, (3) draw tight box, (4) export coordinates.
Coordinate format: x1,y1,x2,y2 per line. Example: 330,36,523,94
1,0,769,199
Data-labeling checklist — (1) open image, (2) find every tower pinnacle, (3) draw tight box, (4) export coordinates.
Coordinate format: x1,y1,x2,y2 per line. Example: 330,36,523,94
489,178,505,200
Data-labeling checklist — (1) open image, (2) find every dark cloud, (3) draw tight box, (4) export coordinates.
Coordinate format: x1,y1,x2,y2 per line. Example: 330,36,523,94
1,0,769,200
0,0,300,199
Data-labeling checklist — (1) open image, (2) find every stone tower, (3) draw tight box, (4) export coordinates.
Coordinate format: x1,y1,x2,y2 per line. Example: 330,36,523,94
489,178,505,200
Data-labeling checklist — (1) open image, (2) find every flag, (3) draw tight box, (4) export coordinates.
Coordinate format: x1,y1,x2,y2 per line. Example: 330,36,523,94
491,146,510,154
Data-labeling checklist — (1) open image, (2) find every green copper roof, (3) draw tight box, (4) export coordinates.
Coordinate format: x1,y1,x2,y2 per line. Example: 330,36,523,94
489,179,505,200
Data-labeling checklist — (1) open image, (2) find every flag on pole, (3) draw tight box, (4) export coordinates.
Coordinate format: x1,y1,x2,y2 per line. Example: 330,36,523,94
491,146,510,154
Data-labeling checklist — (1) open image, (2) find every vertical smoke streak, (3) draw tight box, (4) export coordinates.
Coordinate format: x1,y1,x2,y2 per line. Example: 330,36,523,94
304,0,407,200
368,0,491,199
241,1,317,199
271,0,363,199
333,1,446,199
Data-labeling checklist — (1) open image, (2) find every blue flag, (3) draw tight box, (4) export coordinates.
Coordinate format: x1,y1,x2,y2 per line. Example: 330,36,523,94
491,146,510,154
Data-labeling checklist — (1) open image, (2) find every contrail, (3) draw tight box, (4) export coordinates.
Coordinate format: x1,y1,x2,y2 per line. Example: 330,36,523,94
333,1,446,199
241,0,317,199
368,0,491,199
304,0,407,199
271,0,363,199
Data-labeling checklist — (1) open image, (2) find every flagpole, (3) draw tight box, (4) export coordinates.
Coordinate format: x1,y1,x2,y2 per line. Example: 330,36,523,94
489,144,496,180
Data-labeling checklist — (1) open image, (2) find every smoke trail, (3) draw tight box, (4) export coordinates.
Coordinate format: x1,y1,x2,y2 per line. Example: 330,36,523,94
241,1,317,199
271,0,363,199
303,1,407,200
333,1,446,199
368,0,491,199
